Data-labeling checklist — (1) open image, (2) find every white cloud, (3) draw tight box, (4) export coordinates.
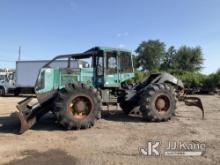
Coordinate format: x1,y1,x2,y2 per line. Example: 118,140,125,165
118,44,125,48
117,32,129,37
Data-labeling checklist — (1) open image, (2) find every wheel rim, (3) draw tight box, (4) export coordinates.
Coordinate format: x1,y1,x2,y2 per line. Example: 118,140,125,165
68,94,93,119
155,95,170,112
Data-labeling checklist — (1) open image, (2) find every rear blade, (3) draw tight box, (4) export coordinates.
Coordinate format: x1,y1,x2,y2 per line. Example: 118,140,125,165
183,96,204,119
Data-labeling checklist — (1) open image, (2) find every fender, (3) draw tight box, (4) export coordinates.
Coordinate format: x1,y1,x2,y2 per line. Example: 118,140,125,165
155,73,184,89
131,72,184,100
140,72,184,89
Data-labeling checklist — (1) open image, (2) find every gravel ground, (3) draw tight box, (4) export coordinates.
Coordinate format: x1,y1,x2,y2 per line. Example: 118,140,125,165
0,95,220,165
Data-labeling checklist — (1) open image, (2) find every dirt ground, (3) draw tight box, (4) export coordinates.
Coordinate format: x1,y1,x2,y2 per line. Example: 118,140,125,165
0,95,220,165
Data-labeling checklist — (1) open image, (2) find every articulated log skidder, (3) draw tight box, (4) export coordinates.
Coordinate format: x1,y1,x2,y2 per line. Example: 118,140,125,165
16,47,204,134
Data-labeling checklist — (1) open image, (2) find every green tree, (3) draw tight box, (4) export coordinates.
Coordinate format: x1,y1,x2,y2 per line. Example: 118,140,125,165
204,69,220,89
160,46,177,71
174,71,207,88
174,46,204,72
135,40,166,72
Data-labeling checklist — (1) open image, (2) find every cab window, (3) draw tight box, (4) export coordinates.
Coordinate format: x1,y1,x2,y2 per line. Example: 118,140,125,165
96,55,103,75
120,52,133,73
106,52,117,74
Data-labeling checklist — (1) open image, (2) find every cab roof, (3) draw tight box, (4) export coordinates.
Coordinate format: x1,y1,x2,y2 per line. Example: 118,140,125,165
85,46,131,53
44,46,131,67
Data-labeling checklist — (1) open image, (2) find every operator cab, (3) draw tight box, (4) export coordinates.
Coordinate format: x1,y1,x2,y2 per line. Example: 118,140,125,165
93,48,134,88
36,47,134,92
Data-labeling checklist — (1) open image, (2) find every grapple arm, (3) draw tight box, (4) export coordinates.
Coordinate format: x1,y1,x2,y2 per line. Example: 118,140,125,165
177,90,205,119
183,96,204,119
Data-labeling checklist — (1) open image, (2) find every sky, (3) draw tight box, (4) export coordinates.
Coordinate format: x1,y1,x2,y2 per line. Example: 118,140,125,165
0,0,219,74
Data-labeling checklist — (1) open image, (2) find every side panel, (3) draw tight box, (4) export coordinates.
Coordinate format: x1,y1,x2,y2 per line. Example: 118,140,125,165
119,72,134,83
59,68,94,89
36,68,55,94
80,68,94,86
104,74,119,87
35,68,57,104
60,69,80,87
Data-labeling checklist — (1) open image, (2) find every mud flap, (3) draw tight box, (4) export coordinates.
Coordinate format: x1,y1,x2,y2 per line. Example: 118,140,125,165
16,97,52,134
183,97,205,119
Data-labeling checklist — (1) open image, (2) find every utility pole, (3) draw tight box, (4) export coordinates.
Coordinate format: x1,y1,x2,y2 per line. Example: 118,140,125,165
18,46,21,61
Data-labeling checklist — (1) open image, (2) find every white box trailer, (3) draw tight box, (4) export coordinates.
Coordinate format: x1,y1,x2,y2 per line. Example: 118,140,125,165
16,60,83,88
0,60,85,96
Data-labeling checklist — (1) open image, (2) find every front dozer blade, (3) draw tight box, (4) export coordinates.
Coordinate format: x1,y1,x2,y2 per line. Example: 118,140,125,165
16,109,37,134
183,97,205,119
16,97,52,134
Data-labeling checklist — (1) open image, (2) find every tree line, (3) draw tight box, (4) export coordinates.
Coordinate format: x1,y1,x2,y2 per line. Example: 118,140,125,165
131,39,220,90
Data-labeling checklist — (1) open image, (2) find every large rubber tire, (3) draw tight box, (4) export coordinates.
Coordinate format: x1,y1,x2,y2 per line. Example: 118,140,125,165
54,83,102,130
118,93,136,114
140,83,176,122
0,87,5,96
119,100,135,114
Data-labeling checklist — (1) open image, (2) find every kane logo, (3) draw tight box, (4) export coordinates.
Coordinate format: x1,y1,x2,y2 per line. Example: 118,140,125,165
139,141,160,156
139,140,206,157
